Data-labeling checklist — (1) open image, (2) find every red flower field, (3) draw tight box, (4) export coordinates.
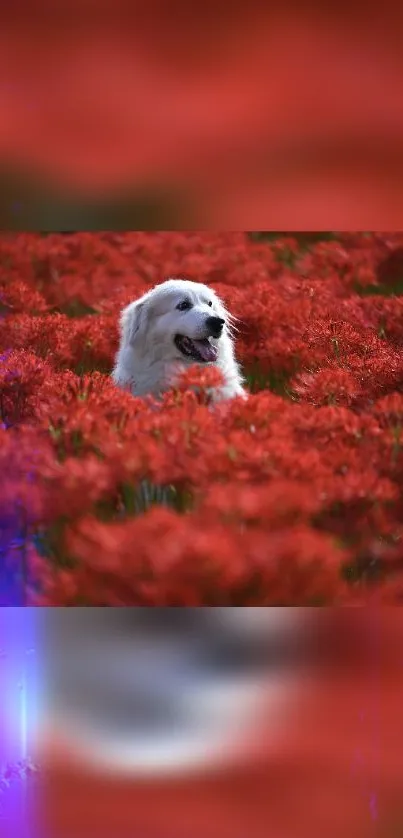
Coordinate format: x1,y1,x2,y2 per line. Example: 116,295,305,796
2,231,403,605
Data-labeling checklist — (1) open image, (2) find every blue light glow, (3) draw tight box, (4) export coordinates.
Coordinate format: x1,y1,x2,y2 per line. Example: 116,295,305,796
0,608,39,829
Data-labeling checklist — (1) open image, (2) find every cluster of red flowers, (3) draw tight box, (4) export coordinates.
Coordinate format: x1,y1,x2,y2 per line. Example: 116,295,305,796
2,231,403,604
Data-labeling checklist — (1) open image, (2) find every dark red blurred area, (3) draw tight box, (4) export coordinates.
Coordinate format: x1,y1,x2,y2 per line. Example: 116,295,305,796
1,6,403,226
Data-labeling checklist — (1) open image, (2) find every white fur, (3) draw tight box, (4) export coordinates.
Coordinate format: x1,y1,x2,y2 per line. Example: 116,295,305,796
112,278,246,403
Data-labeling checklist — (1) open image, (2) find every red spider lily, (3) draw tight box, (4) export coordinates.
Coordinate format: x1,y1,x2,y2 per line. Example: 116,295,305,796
173,364,225,399
0,349,52,426
371,392,403,428
30,507,347,606
357,295,403,346
2,232,403,603
291,368,361,407
199,480,324,527
0,279,49,315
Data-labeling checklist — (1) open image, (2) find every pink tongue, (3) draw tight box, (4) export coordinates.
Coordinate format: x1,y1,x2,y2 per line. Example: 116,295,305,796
192,338,217,362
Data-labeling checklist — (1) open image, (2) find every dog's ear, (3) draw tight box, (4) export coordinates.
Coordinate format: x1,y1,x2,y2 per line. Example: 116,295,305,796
120,298,148,347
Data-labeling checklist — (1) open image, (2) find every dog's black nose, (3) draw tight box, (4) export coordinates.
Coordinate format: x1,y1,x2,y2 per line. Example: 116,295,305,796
206,316,225,337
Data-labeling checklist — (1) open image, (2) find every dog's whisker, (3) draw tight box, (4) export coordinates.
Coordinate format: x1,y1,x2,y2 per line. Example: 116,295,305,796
225,317,241,337
224,310,241,328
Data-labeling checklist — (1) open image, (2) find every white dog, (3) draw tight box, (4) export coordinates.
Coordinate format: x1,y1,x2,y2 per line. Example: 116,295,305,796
112,278,246,403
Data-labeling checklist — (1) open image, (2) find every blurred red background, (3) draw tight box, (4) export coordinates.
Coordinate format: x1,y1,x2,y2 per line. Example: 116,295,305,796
1,4,403,227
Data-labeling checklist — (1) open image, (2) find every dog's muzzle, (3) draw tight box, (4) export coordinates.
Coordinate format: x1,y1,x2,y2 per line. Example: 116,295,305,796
205,316,225,339
174,317,225,364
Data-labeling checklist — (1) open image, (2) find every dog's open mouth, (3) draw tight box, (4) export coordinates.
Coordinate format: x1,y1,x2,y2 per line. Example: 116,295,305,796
174,335,218,363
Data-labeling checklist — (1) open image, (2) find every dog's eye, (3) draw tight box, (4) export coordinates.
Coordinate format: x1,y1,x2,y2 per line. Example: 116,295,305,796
176,300,192,311
208,301,213,307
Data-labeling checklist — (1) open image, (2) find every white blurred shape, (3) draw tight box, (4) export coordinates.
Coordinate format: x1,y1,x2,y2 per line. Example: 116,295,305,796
41,608,306,777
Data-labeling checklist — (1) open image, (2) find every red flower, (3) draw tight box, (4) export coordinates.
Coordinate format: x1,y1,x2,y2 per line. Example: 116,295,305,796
292,368,361,407
0,349,52,425
2,231,403,604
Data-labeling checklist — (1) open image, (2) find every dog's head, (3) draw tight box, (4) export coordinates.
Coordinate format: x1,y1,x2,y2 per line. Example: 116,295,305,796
120,279,233,365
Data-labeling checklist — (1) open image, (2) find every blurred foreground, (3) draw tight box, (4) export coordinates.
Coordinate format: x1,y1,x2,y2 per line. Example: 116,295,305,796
27,608,403,838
